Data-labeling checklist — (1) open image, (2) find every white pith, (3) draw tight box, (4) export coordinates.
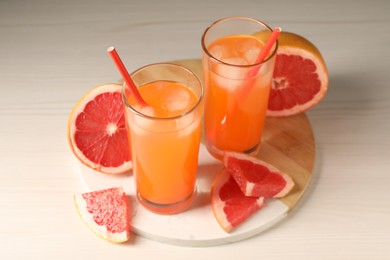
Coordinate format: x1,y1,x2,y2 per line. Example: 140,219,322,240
106,123,118,136
272,77,289,90
245,183,255,196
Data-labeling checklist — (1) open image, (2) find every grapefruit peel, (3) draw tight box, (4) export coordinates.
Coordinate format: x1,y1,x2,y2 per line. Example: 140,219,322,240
74,187,131,243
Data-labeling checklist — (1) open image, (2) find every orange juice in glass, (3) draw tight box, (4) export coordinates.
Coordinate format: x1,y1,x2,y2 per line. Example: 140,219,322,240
201,17,277,160
123,63,203,214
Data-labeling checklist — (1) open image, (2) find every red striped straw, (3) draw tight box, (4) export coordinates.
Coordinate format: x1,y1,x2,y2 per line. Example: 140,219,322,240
107,47,147,106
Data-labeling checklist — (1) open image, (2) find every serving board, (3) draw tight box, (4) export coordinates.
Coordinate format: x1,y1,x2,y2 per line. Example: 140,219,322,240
79,59,315,246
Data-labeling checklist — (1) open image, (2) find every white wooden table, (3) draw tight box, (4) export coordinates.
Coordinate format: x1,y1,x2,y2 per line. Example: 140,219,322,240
1,0,389,259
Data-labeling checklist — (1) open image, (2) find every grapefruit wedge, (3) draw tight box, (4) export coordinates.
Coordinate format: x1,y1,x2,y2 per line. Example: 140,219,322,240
224,152,294,198
67,83,132,174
74,187,131,243
254,31,329,116
211,169,266,232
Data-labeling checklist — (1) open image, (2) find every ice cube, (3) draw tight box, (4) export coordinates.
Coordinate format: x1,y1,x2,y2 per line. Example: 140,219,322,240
214,61,248,79
244,47,261,64
165,89,191,113
213,63,247,92
131,104,155,117
128,105,156,134
235,38,262,64
214,57,249,92
139,105,155,117
221,57,248,66
208,44,225,60
236,39,254,52
176,112,201,137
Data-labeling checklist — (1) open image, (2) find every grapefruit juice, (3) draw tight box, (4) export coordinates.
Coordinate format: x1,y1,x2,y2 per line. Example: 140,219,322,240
124,71,202,215
202,18,277,159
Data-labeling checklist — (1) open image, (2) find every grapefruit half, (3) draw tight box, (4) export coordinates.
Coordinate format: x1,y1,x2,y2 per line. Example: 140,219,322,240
255,31,329,117
224,152,294,198
74,187,131,243
67,83,132,174
211,169,266,232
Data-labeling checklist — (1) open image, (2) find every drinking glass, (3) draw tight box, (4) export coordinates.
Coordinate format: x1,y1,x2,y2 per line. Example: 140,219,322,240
201,17,278,160
122,63,203,214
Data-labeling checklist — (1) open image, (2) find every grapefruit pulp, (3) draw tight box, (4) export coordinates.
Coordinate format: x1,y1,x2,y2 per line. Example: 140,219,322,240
74,187,131,243
211,169,266,232
254,31,329,117
224,151,294,198
67,83,132,174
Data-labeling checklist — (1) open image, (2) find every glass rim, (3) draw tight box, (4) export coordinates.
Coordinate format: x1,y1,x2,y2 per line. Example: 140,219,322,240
201,16,278,68
122,62,203,121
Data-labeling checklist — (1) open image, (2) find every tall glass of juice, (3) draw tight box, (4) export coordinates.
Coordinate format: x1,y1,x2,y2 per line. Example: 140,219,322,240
123,63,203,214
201,17,278,160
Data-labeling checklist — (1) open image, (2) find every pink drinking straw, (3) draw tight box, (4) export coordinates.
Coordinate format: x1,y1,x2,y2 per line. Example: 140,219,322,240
107,46,147,107
239,27,281,100
248,27,281,77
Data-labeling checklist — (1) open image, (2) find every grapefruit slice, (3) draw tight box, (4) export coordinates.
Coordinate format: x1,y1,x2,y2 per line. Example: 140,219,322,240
211,169,266,232
255,31,328,117
67,83,132,174
74,187,131,243
224,152,294,198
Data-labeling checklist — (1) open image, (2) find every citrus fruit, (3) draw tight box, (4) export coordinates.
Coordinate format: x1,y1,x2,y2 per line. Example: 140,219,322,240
255,31,329,117
67,83,132,174
211,169,266,232
224,152,294,198
74,187,131,243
